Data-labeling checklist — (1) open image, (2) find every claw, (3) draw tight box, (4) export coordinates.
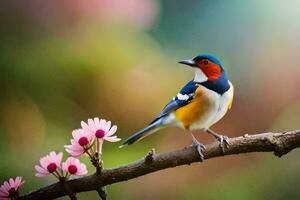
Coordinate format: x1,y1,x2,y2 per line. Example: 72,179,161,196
216,135,229,152
191,134,206,161
206,129,230,153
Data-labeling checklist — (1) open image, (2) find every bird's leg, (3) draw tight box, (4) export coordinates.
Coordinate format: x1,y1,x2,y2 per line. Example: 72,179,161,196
206,129,229,152
191,133,206,162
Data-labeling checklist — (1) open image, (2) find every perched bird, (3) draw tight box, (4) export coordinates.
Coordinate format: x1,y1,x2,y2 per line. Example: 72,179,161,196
121,54,234,160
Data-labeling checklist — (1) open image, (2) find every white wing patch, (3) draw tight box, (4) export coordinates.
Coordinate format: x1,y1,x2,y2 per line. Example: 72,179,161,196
177,93,189,101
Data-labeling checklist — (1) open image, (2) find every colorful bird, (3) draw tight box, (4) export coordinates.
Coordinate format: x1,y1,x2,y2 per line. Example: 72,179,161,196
121,54,234,161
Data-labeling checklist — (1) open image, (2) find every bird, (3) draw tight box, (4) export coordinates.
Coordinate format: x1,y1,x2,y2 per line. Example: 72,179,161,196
121,54,234,161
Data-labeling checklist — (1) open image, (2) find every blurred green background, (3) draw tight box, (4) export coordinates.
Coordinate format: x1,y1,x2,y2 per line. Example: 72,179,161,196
1,0,300,199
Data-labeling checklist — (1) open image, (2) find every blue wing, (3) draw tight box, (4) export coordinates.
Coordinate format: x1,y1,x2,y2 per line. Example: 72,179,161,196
150,80,198,124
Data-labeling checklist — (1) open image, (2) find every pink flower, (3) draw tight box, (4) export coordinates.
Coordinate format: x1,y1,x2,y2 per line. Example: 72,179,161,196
35,151,63,177
0,176,25,199
64,129,95,157
81,118,121,153
62,157,88,176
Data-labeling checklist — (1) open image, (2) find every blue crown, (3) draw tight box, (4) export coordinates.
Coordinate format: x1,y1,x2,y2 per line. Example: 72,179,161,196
193,54,223,68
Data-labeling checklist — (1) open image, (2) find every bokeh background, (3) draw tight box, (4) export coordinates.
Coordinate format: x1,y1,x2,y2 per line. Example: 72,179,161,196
1,0,300,199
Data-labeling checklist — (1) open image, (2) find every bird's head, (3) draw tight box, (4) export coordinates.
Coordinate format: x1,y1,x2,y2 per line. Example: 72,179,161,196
179,54,225,83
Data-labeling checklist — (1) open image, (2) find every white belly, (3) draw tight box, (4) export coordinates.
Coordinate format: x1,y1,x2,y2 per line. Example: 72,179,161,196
189,81,233,130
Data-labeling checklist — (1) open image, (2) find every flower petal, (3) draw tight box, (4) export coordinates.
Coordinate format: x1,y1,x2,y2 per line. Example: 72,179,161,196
9,178,14,188
104,121,111,133
65,147,84,157
35,165,49,174
0,185,8,195
72,129,83,141
94,118,100,128
81,121,93,135
35,173,48,177
99,119,106,130
105,136,121,142
106,125,117,137
3,182,10,192
56,152,63,166
88,119,96,132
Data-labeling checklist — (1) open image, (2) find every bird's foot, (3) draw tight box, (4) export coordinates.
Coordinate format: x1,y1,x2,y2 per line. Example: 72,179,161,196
215,134,229,152
191,134,206,162
206,129,229,152
207,129,229,152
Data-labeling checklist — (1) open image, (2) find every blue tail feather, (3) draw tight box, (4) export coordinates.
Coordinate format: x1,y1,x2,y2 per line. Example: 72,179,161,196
121,119,163,146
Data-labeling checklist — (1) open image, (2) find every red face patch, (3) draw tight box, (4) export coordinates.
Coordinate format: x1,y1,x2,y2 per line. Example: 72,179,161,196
196,59,222,81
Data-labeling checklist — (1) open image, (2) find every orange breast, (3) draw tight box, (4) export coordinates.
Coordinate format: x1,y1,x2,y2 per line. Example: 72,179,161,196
175,86,213,129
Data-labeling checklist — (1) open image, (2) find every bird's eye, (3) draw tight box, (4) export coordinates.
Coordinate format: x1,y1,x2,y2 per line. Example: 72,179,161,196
203,60,209,65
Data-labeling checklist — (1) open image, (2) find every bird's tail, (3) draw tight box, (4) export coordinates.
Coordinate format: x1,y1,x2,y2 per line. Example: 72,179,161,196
120,118,164,147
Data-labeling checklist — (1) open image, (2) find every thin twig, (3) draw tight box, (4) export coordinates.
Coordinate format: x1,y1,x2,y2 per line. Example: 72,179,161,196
60,179,77,200
145,148,156,163
97,187,108,200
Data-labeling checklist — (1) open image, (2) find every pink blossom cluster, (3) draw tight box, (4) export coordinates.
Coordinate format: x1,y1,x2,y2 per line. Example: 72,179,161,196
1,118,121,199
35,151,87,179
65,118,120,158
0,177,24,200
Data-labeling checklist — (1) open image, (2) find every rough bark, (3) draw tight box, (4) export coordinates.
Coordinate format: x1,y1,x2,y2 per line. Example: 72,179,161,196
19,130,300,200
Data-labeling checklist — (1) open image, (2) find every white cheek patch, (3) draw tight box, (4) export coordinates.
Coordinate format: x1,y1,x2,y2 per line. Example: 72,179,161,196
177,93,189,101
194,68,208,83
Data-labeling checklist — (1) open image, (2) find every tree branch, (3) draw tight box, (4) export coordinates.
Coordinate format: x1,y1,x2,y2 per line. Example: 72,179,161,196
19,130,300,200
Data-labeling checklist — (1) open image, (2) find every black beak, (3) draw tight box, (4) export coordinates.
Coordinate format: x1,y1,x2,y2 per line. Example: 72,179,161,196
178,59,196,67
